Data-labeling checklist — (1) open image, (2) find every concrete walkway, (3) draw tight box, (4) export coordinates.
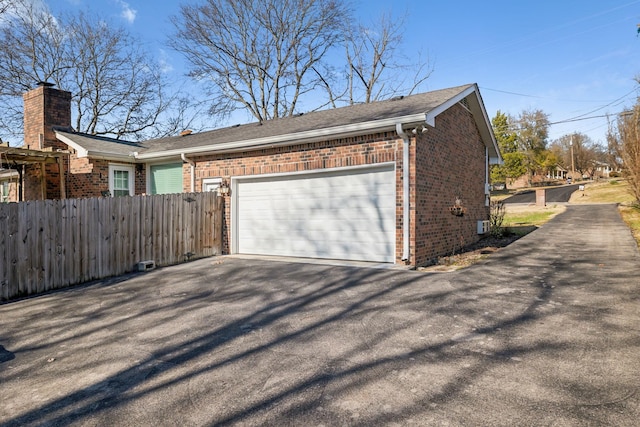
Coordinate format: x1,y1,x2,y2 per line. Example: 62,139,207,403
1,204,639,426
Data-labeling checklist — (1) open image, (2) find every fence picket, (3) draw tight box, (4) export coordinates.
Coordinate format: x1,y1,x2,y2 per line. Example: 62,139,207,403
0,193,222,301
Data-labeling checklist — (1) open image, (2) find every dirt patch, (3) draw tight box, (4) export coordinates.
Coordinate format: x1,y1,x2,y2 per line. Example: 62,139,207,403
418,231,530,272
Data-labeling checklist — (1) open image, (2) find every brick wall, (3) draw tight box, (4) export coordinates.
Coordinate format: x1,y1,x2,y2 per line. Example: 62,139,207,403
413,103,489,266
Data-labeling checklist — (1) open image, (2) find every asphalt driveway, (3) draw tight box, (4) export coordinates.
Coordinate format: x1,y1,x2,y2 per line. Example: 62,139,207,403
1,204,639,426
503,184,579,204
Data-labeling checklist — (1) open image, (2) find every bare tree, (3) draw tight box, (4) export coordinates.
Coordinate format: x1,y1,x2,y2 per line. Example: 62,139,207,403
169,0,350,122
608,106,640,204
552,133,605,179
0,0,11,17
343,12,432,105
0,0,191,143
65,12,175,139
0,0,69,143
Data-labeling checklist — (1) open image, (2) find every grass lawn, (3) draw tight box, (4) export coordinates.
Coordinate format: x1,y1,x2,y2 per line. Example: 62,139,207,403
569,180,636,205
502,204,566,235
620,205,640,245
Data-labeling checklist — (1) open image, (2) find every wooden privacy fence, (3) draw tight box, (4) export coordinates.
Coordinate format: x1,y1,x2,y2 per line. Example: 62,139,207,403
0,192,223,301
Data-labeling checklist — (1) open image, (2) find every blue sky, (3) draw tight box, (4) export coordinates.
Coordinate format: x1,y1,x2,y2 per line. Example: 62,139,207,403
41,0,640,145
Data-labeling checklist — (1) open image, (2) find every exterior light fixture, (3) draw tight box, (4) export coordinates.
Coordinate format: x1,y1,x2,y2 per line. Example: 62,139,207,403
218,180,231,196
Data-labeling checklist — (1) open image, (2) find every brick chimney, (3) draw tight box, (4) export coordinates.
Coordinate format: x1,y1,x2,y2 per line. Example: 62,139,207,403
23,82,71,151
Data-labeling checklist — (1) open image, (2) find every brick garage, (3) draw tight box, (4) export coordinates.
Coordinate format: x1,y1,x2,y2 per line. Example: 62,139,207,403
173,100,494,266
16,83,501,267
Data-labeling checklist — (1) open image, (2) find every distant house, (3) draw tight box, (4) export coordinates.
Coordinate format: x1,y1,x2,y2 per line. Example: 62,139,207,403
5,82,501,267
593,161,621,178
0,169,18,203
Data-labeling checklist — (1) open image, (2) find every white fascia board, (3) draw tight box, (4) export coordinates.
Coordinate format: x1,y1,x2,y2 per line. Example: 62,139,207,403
425,84,502,163
424,85,477,126
55,131,139,162
82,152,138,162
468,87,502,162
55,132,88,157
136,113,428,160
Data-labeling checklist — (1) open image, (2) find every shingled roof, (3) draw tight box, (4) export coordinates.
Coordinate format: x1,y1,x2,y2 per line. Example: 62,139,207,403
54,84,501,162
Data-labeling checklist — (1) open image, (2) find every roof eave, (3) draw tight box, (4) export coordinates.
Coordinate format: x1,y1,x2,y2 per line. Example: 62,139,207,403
55,132,89,157
426,84,502,162
55,131,141,162
136,113,428,160
84,152,139,162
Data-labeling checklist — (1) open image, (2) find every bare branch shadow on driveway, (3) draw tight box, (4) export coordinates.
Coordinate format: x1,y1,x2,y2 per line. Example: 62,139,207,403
1,205,640,426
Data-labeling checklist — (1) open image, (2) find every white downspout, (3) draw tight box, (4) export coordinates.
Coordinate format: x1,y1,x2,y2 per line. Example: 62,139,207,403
485,147,490,206
396,123,410,262
181,153,195,192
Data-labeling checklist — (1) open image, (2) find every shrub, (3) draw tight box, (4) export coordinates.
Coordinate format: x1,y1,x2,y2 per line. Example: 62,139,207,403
489,200,506,238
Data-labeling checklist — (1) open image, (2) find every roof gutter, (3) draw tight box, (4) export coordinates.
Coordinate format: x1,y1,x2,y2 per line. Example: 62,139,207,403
137,113,428,160
396,123,410,262
181,153,195,192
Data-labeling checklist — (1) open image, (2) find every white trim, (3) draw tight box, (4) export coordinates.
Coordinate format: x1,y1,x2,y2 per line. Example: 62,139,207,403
396,123,410,262
137,115,427,160
55,133,88,157
202,177,222,193
56,132,136,162
108,163,135,197
425,85,476,127
230,162,396,255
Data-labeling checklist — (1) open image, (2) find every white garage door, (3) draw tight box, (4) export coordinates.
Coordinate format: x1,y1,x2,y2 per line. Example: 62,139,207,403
234,164,396,263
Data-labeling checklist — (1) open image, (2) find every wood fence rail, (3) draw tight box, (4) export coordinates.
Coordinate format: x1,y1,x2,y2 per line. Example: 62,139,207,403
0,192,223,301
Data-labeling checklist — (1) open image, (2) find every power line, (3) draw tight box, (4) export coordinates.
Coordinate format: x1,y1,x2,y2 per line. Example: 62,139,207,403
549,114,611,125
554,87,638,122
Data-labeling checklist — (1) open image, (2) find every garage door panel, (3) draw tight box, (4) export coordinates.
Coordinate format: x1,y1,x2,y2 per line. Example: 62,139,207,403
239,227,392,244
237,236,394,260
235,165,395,262
242,200,395,219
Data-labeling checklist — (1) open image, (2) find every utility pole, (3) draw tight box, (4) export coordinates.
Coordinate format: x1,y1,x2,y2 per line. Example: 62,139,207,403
570,135,575,181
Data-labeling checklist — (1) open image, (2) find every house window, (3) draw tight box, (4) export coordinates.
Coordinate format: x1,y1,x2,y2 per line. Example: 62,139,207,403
150,163,183,194
202,177,222,194
109,164,134,197
1,181,9,203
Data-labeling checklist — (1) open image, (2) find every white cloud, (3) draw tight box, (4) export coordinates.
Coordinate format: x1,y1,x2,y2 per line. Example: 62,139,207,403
0,1,58,29
158,49,174,74
114,0,136,24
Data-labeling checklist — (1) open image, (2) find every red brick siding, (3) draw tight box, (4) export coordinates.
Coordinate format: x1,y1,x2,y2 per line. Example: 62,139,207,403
66,155,145,198
22,161,66,200
187,134,403,261
23,86,70,151
22,164,43,200
21,85,72,200
413,103,489,266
